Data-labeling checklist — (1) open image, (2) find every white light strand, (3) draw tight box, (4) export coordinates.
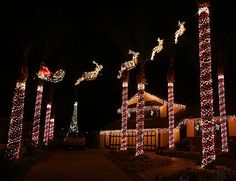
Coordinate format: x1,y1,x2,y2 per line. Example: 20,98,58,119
151,38,164,60
120,81,128,151
6,82,26,160
218,74,228,152
117,50,139,79
168,82,175,149
174,21,186,44
43,104,52,145
198,4,215,168
75,61,103,85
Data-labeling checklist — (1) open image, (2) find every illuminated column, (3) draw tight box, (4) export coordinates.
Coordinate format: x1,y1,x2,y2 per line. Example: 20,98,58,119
168,82,175,149
32,80,44,146
6,82,26,160
135,83,145,156
48,118,55,141
120,81,129,151
198,3,215,167
43,103,52,145
218,73,228,152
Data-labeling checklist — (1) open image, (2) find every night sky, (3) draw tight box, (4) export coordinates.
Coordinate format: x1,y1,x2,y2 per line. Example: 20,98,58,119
0,1,236,133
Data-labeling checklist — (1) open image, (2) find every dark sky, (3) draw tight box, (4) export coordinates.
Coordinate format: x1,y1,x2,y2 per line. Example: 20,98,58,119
0,0,236,132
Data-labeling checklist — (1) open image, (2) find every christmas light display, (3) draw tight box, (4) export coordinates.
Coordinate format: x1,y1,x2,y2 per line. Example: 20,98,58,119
198,3,215,167
32,64,65,146
32,81,44,146
117,50,140,79
75,61,103,85
135,83,145,156
151,38,164,60
174,21,186,44
117,106,160,114
120,81,128,151
43,103,52,145
168,82,175,149
65,101,79,140
218,73,228,152
48,118,55,141
6,82,26,160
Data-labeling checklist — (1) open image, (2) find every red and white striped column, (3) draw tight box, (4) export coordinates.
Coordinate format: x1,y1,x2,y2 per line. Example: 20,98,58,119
218,73,228,152
43,103,52,145
32,80,44,146
198,3,215,168
48,118,55,142
6,81,26,160
168,82,175,149
120,81,128,151
135,83,145,156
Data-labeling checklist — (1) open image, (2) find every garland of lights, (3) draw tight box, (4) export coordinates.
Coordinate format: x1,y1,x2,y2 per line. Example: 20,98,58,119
43,104,52,145
75,61,103,85
198,4,215,168
151,38,164,60
6,82,26,160
135,83,145,156
117,106,160,114
32,81,44,146
218,74,228,152
65,101,79,140
168,82,175,149
48,118,55,141
120,81,128,151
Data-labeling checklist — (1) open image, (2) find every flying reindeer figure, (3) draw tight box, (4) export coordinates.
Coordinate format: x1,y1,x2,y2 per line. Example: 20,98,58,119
117,50,140,79
75,61,103,85
174,21,186,44
150,38,164,61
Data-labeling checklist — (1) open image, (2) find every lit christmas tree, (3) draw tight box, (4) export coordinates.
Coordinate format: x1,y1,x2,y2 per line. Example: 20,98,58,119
65,101,79,138
6,48,28,160
198,2,215,167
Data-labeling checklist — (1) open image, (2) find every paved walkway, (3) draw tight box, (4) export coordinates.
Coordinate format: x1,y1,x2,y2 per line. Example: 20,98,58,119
21,149,132,181
21,149,196,181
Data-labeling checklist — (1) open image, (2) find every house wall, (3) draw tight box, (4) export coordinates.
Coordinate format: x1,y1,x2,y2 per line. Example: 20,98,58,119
187,120,195,137
228,117,236,136
160,104,167,117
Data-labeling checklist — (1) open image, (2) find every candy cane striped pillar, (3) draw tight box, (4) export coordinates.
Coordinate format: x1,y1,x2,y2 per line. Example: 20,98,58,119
168,82,175,149
43,103,52,145
135,83,145,156
49,118,55,142
120,81,128,151
32,80,44,146
218,73,228,152
198,3,215,168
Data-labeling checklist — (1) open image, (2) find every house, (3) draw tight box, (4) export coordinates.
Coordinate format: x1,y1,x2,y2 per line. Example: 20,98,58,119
99,91,236,150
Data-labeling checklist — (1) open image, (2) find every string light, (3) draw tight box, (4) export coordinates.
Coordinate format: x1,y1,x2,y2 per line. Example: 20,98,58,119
65,101,79,140
117,50,139,79
135,83,145,156
217,73,228,152
6,82,26,160
151,38,164,60
32,82,44,146
174,21,186,44
198,3,215,168
43,104,52,145
48,118,55,142
117,106,160,114
168,82,175,149
75,61,103,85
120,81,128,151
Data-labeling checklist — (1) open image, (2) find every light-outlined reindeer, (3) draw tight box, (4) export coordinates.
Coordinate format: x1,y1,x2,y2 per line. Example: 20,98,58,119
174,21,186,44
150,38,164,61
75,61,103,85
117,50,140,79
